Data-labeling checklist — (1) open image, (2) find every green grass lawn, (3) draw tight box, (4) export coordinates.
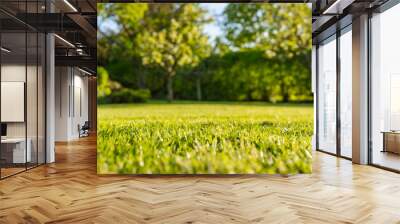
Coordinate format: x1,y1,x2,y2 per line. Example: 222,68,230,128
97,102,313,174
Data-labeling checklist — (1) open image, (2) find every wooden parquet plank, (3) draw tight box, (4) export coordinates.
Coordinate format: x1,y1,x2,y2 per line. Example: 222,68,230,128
0,136,399,223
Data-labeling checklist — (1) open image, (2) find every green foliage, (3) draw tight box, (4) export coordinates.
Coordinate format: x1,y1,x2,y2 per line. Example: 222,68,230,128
97,3,149,83
109,88,151,103
138,5,211,70
223,3,312,58
97,102,313,174
175,50,311,102
97,3,312,103
137,4,212,101
222,4,312,102
97,66,112,98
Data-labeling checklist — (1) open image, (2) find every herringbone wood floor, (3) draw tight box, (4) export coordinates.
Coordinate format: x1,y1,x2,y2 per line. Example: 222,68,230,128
1,136,400,224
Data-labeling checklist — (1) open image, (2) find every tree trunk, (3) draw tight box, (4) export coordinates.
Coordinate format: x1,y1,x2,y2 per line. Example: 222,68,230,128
167,75,174,102
137,72,145,89
196,77,202,101
281,82,289,102
283,92,289,103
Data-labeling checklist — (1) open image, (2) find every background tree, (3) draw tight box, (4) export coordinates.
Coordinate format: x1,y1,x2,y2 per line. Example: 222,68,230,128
223,3,312,102
137,4,212,101
97,3,312,103
98,3,149,88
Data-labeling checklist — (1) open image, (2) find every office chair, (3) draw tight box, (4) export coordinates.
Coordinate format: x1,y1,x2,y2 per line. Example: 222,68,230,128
79,121,90,138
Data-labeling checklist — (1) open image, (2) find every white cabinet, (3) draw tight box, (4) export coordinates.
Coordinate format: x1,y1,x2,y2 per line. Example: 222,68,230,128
1,138,32,163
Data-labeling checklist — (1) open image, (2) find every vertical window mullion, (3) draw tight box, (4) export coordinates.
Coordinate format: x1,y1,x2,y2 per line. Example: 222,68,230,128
336,29,341,157
36,0,39,167
367,11,373,165
0,22,2,179
25,0,28,171
44,0,47,164
316,45,320,151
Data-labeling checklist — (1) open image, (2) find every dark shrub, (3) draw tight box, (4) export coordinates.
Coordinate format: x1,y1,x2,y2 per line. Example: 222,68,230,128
97,96,108,104
109,88,151,103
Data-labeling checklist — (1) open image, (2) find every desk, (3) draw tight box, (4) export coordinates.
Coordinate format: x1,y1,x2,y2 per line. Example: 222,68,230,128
1,138,31,163
381,131,400,154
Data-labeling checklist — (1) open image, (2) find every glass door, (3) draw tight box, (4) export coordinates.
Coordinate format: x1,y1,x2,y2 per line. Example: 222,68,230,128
339,26,352,158
317,35,337,154
370,3,400,171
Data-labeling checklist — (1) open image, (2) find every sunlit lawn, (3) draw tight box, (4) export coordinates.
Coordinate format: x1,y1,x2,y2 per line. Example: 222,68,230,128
97,101,313,174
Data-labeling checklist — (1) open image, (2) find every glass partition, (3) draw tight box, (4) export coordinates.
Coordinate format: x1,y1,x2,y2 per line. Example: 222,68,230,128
339,27,352,158
317,35,337,154
0,30,28,177
370,4,400,171
0,1,46,179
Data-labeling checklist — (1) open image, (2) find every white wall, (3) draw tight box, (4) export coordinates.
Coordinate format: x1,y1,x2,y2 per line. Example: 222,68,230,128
1,65,25,81
55,66,70,141
71,72,89,138
55,67,89,141
1,65,26,139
